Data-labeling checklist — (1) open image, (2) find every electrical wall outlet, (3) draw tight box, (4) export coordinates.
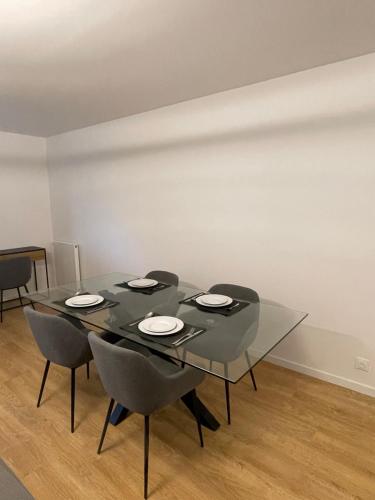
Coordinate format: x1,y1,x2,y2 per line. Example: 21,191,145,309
355,357,370,372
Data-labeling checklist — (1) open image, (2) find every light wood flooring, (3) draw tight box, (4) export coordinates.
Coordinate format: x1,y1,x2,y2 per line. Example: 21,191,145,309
0,305,375,499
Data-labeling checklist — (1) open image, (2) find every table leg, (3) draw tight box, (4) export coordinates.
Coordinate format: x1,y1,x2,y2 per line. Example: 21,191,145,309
181,391,220,431
109,404,131,425
33,261,38,291
110,395,220,431
44,250,50,288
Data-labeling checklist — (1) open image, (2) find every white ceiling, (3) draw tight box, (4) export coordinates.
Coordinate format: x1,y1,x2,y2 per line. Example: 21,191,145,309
1,0,375,137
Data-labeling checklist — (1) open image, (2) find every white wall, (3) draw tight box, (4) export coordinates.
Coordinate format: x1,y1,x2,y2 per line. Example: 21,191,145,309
0,131,53,293
47,53,375,396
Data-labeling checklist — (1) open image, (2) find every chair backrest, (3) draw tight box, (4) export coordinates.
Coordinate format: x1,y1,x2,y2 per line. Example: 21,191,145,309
180,283,260,363
145,270,179,286
0,257,32,290
209,283,259,303
88,333,173,415
24,307,91,368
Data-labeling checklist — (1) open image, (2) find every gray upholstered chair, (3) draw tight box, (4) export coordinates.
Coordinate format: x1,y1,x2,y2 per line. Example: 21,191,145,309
145,270,179,286
184,284,259,425
24,306,93,433
211,284,259,424
88,333,205,499
0,256,33,322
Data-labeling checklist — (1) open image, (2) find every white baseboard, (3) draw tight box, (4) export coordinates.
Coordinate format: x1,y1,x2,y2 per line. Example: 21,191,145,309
266,354,375,398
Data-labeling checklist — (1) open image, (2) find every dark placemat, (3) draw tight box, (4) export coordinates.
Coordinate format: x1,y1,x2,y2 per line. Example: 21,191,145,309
115,280,172,295
120,315,206,348
179,292,250,316
53,298,119,315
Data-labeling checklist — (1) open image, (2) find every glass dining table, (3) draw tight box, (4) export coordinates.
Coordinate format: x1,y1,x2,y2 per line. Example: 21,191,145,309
26,272,308,430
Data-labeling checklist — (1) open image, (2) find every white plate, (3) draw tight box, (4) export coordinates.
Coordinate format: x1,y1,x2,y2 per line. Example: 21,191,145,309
128,278,158,288
65,294,104,308
144,317,177,333
196,294,233,307
139,316,184,336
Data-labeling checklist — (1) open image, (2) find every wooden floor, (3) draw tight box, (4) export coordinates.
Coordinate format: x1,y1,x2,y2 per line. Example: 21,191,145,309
1,306,375,499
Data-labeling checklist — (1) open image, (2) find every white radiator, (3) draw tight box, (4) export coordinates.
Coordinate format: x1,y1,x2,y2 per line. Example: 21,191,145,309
53,241,81,285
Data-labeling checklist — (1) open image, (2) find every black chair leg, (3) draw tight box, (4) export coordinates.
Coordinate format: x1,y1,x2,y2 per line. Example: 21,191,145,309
86,362,90,379
250,369,257,391
71,368,76,433
192,390,204,447
144,415,150,499
0,289,3,323
97,398,115,454
224,380,231,425
244,351,258,392
37,360,50,407
24,285,35,310
17,287,23,306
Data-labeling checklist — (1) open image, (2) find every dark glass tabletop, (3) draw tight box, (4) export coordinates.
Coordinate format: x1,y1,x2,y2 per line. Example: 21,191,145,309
26,272,307,383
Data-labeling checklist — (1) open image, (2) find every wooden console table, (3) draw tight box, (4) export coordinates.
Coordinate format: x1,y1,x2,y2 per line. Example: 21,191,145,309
0,246,49,290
